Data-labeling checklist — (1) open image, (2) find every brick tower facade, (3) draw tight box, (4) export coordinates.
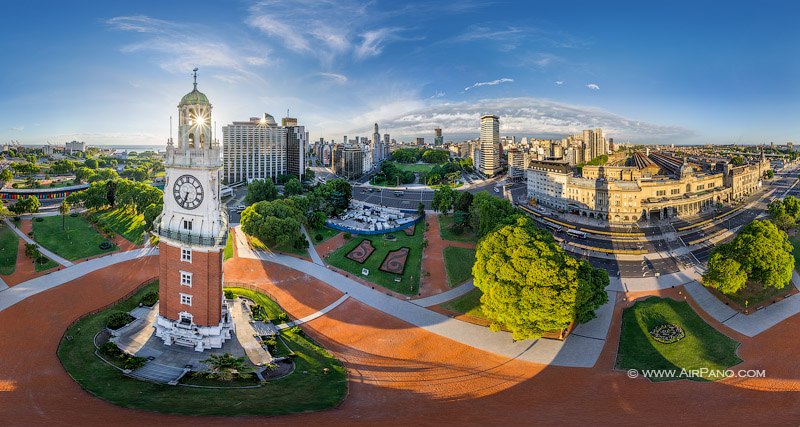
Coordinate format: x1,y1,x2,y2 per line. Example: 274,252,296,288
153,70,232,351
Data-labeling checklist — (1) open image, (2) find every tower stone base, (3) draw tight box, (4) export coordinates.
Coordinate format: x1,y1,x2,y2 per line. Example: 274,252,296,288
154,301,234,352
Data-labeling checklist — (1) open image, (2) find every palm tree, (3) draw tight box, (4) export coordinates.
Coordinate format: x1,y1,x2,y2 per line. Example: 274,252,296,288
59,201,70,230
201,353,252,381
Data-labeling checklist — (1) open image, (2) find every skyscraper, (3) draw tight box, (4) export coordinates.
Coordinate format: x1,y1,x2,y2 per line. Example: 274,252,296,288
222,114,287,184
479,114,501,177
434,127,443,146
372,123,383,165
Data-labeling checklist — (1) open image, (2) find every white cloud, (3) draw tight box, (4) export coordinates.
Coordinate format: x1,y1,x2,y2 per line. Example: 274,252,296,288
429,91,446,99
355,28,402,59
374,98,692,142
317,72,348,85
107,15,267,81
8,126,23,131
464,78,514,92
585,83,600,90
555,81,564,86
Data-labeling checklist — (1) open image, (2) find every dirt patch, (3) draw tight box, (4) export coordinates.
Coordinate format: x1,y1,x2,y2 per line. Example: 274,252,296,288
379,247,409,274
403,223,415,236
346,239,375,263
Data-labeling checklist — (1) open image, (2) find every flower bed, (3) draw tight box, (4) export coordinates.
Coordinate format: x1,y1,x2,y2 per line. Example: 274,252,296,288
379,247,409,275
649,323,685,344
345,239,375,263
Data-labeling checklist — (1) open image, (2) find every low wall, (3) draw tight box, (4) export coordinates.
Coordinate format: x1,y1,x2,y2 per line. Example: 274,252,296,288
325,214,423,235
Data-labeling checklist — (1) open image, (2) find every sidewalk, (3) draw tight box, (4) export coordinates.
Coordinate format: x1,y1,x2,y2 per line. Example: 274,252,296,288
0,247,158,312
249,250,612,368
684,270,800,337
5,218,73,267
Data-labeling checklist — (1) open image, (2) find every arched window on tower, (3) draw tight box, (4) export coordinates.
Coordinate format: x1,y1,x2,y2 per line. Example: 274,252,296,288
188,133,195,148
200,133,205,149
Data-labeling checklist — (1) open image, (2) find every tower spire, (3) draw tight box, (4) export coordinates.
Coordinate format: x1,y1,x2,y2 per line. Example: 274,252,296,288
192,67,198,90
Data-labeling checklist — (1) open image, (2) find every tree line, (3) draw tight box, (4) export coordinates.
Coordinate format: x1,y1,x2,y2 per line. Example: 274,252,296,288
240,178,352,251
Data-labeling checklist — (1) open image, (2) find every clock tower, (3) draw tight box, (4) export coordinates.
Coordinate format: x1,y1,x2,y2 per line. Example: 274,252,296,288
153,69,232,351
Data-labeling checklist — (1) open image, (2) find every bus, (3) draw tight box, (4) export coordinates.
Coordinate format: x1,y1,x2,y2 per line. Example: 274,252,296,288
546,223,562,233
566,229,587,239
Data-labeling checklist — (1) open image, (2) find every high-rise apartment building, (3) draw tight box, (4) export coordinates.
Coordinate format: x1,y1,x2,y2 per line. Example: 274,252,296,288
372,123,383,165
434,127,443,146
479,114,501,177
222,113,305,184
285,123,306,180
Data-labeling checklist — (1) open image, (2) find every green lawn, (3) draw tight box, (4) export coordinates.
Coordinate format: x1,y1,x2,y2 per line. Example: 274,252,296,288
438,215,478,243
57,283,348,416
0,226,18,275
34,256,58,272
223,235,234,260
32,215,118,261
250,235,309,258
311,226,340,244
441,288,486,319
395,163,435,173
325,220,425,295
225,287,286,321
443,246,476,287
90,208,146,244
615,297,742,382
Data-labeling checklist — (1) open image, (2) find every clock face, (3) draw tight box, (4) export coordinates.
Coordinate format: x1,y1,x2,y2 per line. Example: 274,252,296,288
173,174,204,210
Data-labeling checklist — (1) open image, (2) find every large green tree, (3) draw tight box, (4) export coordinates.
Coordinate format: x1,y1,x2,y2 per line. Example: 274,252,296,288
10,195,40,214
241,199,306,249
469,191,518,236
244,179,278,204
283,177,303,196
432,185,458,215
702,219,793,294
473,216,608,340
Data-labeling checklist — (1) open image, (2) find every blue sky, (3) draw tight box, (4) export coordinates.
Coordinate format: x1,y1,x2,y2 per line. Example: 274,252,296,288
1,0,799,146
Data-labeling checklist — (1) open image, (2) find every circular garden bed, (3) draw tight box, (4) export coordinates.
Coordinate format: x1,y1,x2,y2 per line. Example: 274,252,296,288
649,323,685,344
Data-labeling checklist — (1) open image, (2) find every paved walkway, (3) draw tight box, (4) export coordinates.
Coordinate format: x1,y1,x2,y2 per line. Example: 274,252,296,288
412,280,475,307
5,218,74,267
248,248,613,368
609,267,703,292
0,247,158,312
230,298,273,365
276,293,350,330
302,226,324,265
684,270,800,337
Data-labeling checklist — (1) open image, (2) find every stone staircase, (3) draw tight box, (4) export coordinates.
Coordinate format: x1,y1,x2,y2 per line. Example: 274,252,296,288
128,362,188,384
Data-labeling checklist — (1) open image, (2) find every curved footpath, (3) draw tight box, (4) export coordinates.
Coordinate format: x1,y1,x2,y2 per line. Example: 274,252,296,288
2,222,798,368
235,228,614,368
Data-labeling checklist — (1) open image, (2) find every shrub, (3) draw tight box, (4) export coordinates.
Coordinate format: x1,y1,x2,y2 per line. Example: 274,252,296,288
264,337,278,348
140,291,159,307
34,217,43,222
343,232,351,240
24,243,40,259
224,289,234,299
287,326,304,337
123,356,148,370
100,341,125,359
106,312,135,330
277,312,289,323
314,233,323,242
13,216,19,222
35,256,49,265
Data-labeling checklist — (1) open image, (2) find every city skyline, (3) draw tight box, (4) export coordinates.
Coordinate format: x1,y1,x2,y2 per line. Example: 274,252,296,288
2,1,800,146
